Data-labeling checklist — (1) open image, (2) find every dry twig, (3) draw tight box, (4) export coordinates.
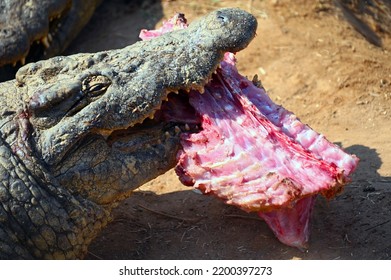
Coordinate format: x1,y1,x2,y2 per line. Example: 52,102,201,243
138,204,201,223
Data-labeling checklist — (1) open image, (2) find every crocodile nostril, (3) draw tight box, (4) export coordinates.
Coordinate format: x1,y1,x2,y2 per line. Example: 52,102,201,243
216,11,228,24
218,15,227,21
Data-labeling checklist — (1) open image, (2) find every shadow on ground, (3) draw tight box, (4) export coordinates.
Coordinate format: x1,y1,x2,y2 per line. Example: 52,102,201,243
88,144,391,260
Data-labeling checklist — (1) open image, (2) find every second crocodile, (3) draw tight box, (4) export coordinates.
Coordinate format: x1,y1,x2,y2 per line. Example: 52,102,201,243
0,0,103,67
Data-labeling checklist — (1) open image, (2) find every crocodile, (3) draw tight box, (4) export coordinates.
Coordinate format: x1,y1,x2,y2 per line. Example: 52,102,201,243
0,0,103,67
0,8,257,259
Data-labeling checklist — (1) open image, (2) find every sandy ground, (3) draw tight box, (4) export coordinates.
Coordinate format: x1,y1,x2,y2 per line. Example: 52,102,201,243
62,0,390,259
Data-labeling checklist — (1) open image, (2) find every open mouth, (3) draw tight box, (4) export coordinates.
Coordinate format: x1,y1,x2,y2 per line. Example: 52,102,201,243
0,2,73,69
26,5,71,65
105,90,203,152
138,13,359,249
6,2,72,67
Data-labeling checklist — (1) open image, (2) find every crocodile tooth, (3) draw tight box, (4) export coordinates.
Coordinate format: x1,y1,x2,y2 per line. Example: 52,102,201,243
198,87,205,94
20,57,26,66
174,126,181,134
165,131,170,138
41,36,50,48
185,124,190,131
47,33,53,43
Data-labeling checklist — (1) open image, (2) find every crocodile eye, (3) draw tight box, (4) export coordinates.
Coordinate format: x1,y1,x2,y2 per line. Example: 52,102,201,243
62,75,112,117
89,83,105,93
82,75,112,96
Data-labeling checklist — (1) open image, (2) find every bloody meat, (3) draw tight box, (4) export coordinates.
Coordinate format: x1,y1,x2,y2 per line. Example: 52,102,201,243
141,13,358,249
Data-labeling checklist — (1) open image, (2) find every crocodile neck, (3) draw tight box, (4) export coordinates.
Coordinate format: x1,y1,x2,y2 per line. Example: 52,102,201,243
0,83,110,259
0,133,110,259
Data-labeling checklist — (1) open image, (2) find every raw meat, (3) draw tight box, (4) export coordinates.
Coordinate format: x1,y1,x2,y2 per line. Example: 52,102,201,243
141,13,359,249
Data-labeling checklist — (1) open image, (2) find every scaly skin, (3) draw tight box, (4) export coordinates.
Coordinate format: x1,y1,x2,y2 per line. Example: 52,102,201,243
0,8,257,259
0,0,103,67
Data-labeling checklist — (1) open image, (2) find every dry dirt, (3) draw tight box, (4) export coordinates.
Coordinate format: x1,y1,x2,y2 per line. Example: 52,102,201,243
64,0,391,260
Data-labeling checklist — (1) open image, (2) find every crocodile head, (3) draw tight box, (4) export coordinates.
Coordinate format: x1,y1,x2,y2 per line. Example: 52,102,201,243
14,8,257,205
0,0,102,67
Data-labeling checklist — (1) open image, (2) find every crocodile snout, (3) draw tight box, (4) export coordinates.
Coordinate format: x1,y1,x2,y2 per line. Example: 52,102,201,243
195,8,258,54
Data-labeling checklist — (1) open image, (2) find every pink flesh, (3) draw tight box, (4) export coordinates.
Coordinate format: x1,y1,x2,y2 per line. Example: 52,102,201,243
140,15,359,249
